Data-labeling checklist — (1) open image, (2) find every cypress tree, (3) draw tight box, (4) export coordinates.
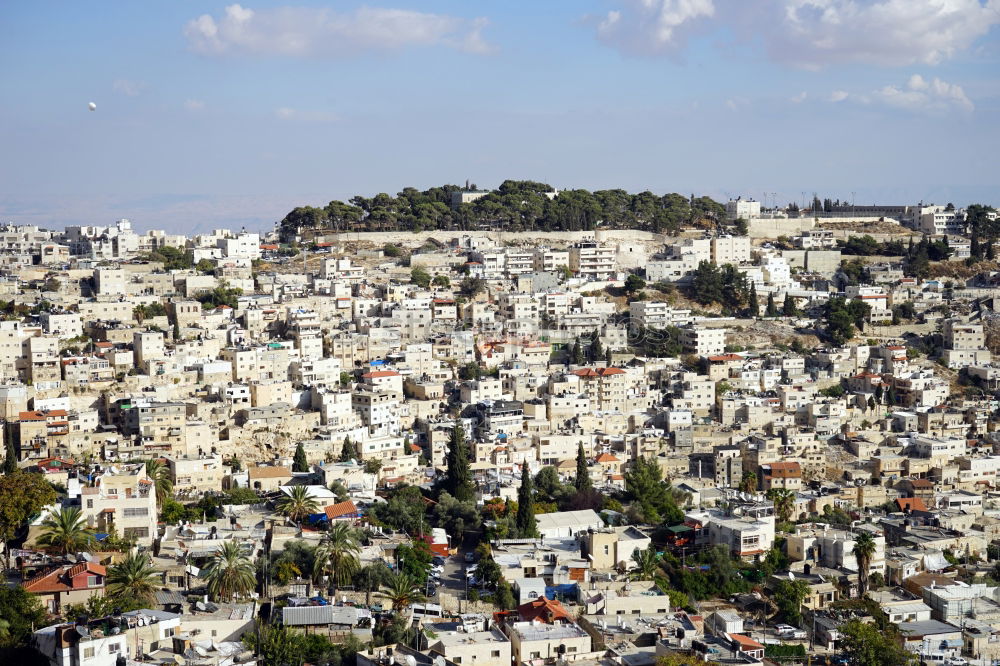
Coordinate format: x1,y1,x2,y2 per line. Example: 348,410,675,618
572,337,584,365
3,440,16,474
590,332,604,363
445,424,474,502
574,443,591,492
748,283,760,317
766,292,778,316
515,462,538,537
605,348,614,366
340,436,357,462
292,442,308,472
782,295,798,317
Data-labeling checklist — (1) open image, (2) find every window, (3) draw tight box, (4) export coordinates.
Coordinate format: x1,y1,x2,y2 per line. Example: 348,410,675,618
87,575,100,587
164,627,175,638
211,630,217,637
83,647,95,659
567,647,577,653
124,527,150,539
491,651,501,658
124,507,149,518
530,653,541,659
109,643,121,654
454,659,462,664
86,499,93,508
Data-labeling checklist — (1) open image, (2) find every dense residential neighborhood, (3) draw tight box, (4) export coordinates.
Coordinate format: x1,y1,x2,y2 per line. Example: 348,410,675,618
1,190,1000,666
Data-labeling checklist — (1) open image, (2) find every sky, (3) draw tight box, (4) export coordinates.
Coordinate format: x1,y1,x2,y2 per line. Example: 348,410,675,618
1,0,999,234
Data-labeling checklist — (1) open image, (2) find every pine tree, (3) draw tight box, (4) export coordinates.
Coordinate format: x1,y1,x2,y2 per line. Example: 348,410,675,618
3,439,16,474
575,443,591,492
444,424,474,502
340,437,357,463
748,283,760,317
766,292,778,317
782,295,798,317
515,462,538,537
292,442,308,473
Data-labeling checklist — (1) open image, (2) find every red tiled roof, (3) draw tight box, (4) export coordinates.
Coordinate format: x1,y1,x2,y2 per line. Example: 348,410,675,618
572,367,625,378
596,453,619,463
324,500,358,520
708,354,743,362
24,562,105,593
517,596,573,624
897,497,928,512
362,370,400,379
731,634,765,651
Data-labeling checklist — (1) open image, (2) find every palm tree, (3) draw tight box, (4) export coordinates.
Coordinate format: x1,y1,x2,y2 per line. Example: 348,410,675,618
205,540,256,602
313,522,361,596
37,507,95,555
853,531,878,597
145,459,173,506
276,486,319,526
631,545,661,581
380,571,425,612
767,488,795,525
106,552,161,606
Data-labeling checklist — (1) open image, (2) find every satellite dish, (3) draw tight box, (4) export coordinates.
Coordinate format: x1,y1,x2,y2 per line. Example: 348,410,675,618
788,571,795,580
88,102,97,111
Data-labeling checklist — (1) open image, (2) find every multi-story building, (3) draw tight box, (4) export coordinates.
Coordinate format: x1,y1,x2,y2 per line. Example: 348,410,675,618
76,464,158,545
569,242,616,280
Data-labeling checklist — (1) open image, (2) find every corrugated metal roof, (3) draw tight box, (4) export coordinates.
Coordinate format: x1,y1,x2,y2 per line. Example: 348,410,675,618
282,605,360,626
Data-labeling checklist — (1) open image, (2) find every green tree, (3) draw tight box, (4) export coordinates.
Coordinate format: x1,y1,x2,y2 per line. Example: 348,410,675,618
589,331,605,363
443,424,474,502
495,578,516,610
340,436,358,462
853,531,877,597
766,291,778,316
432,274,450,287
145,458,173,506
632,544,662,580
571,336,585,365
516,462,538,537
3,440,15,474
625,457,683,524
380,571,425,611
782,295,798,317
767,488,796,525
690,261,723,305
106,552,161,606
575,442,592,492
773,578,810,625
410,267,432,288
748,283,760,316
37,507,95,555
204,541,256,602
838,618,915,666
356,561,392,606
276,486,319,525
313,522,361,595
624,274,646,295
0,587,47,649
434,491,480,544
292,442,309,472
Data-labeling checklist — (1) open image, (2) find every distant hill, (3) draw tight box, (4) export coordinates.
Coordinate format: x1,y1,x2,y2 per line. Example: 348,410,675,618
277,180,729,241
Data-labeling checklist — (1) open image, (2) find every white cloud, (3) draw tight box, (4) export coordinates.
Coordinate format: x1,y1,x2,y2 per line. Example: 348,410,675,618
790,91,808,103
274,107,339,123
184,4,493,57
870,73,974,112
592,0,1000,67
593,0,716,55
184,99,205,111
770,0,1000,68
829,90,849,102
113,79,145,97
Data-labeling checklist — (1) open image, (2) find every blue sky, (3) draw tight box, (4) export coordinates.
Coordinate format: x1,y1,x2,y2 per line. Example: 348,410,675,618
1,0,998,233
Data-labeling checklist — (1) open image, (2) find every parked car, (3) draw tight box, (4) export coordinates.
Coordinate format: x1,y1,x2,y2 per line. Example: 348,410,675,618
464,552,477,563
774,624,796,636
